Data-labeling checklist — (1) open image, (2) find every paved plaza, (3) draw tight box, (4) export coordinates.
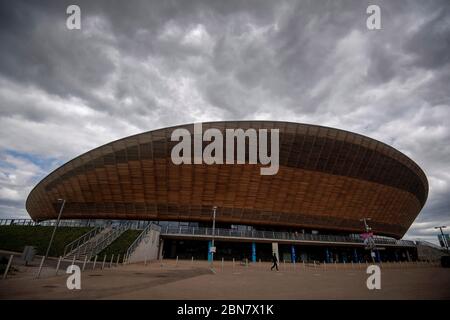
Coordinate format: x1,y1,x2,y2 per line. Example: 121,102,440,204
1,259,449,299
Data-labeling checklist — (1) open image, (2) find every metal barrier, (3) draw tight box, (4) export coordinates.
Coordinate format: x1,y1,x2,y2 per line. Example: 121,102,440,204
0,218,416,247
0,218,91,227
161,226,416,247
0,218,156,230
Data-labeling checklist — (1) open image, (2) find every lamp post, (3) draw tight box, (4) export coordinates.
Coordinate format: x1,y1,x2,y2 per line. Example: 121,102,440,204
360,218,372,233
211,206,217,267
44,199,66,259
434,226,449,252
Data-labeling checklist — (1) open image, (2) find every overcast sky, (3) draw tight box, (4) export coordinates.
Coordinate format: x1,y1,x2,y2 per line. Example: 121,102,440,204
0,0,448,244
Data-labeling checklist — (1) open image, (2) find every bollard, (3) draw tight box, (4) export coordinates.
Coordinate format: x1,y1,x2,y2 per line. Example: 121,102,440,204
110,254,114,268
334,261,337,270
55,256,62,275
2,254,14,280
259,258,262,269
246,258,249,269
101,255,106,270
116,254,120,267
351,261,354,270
232,258,235,272
359,261,361,269
343,261,346,269
191,256,194,266
314,260,316,269
176,256,178,267
303,260,305,271
144,254,148,266
36,256,45,279
283,259,286,271
92,255,98,270
324,261,326,271
221,258,224,272
82,256,88,271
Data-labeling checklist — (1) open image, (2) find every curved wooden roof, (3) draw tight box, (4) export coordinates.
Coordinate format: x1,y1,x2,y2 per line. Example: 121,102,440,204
26,121,428,239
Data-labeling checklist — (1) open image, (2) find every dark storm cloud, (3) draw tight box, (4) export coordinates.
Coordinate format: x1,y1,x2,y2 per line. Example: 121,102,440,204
0,0,449,242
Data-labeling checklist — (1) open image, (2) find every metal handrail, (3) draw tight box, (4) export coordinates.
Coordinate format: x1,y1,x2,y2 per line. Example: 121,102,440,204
64,223,131,261
161,226,416,247
125,222,161,262
63,226,104,257
86,223,131,260
416,240,447,251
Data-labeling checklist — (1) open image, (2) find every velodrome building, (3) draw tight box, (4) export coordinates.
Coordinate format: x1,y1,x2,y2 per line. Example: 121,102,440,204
26,121,428,263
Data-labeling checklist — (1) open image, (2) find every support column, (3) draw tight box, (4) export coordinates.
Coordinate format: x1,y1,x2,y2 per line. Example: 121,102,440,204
271,242,279,262
406,250,411,262
376,250,381,263
291,245,296,263
353,248,358,262
251,242,256,263
208,240,213,262
158,238,164,260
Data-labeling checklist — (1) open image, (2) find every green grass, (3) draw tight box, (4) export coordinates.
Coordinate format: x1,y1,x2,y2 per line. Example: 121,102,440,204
0,225,93,257
96,230,141,263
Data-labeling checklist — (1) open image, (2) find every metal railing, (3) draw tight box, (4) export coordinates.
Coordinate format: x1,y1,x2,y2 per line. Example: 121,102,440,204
63,226,105,257
0,218,154,230
0,218,91,227
87,223,131,260
125,222,161,262
1,218,416,248
64,223,132,261
161,226,416,247
416,240,448,251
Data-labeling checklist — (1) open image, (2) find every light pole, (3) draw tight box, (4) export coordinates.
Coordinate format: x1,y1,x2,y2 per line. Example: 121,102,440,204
211,206,217,267
44,199,66,259
360,217,372,233
435,226,449,252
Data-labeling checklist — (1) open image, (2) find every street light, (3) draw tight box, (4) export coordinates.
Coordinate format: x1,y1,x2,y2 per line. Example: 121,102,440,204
360,218,372,233
44,199,66,259
211,206,217,267
434,226,449,252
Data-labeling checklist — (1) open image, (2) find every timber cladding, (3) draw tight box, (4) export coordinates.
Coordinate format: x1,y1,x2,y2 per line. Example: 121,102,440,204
26,121,428,239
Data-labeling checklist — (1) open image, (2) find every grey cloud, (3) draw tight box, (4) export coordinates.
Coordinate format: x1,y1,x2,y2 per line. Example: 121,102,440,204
403,6,450,70
0,0,449,243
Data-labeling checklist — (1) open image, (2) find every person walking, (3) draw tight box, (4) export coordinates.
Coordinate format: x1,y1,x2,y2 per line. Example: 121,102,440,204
271,252,279,271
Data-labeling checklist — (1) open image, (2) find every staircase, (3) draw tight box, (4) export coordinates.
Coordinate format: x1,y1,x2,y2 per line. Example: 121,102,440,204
63,223,130,261
124,222,161,264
